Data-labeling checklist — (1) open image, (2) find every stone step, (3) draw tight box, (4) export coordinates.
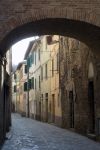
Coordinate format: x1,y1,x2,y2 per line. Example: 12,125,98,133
87,133,96,140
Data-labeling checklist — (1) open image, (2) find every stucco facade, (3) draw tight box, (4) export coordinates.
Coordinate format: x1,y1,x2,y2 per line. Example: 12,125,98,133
28,39,41,119
12,73,17,112
13,61,27,116
47,35,62,126
22,36,62,126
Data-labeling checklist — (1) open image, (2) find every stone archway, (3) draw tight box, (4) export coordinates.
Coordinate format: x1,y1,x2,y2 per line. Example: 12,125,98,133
0,0,99,56
0,0,100,43
0,0,100,144
0,18,100,57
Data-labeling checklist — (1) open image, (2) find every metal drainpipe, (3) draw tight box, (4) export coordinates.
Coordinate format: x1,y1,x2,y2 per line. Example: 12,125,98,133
59,35,63,124
15,76,17,113
27,62,30,118
59,35,61,93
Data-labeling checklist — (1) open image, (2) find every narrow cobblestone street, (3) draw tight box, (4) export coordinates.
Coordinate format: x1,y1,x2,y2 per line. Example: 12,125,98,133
1,114,100,150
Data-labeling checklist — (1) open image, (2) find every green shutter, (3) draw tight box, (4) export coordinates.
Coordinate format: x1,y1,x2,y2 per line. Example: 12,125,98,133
27,55,32,68
32,77,34,89
14,85,16,92
32,51,34,63
28,79,32,90
14,74,16,79
27,57,30,68
24,82,27,91
25,65,27,73
30,55,32,67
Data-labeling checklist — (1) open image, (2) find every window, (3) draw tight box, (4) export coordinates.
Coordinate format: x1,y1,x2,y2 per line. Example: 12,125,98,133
27,57,31,68
46,36,52,45
28,79,32,90
41,94,43,101
24,82,27,91
45,64,48,79
38,49,40,61
57,53,59,72
30,55,32,66
35,52,36,65
24,65,27,74
41,66,43,81
32,51,34,63
14,74,16,79
35,78,36,90
52,59,54,76
45,93,48,100
39,76,40,89
14,85,16,92
32,77,34,89
41,94,43,110
57,94,60,107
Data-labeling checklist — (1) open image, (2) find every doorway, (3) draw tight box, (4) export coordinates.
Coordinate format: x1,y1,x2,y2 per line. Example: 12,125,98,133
88,81,95,133
39,101,41,121
69,91,74,128
52,94,55,123
45,93,48,122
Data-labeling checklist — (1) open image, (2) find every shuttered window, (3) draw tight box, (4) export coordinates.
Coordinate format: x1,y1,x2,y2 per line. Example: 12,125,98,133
45,64,48,79
39,76,40,89
28,79,32,90
24,65,27,73
14,85,16,92
32,51,34,64
27,55,32,68
24,82,27,91
32,77,34,89
27,57,30,68
57,53,59,72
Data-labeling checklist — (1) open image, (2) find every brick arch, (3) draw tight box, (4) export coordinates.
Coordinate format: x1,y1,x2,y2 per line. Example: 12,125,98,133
0,17,100,57
1,7,100,38
0,0,100,46
11,8,99,26
2,5,100,28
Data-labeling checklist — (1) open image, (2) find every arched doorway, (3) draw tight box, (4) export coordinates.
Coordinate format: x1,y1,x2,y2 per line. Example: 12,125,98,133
88,62,95,133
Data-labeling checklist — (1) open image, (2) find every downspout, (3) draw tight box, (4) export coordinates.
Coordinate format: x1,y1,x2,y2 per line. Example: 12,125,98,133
27,59,30,118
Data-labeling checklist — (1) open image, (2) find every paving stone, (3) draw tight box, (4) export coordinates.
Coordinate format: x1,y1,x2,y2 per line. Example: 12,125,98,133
1,113,100,150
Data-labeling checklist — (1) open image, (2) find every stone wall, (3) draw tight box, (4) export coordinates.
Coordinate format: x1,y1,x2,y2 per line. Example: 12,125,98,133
0,57,12,144
59,36,100,135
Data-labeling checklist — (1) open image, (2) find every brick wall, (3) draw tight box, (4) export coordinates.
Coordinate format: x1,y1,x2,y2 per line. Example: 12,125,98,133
0,1,100,55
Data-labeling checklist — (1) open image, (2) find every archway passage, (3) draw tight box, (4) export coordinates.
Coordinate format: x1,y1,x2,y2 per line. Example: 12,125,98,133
0,18,100,56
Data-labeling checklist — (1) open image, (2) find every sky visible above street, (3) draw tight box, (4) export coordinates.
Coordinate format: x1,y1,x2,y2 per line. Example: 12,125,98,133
12,36,38,66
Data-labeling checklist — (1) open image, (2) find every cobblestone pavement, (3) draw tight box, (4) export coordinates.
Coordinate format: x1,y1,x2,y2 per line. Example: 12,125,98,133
1,113,100,150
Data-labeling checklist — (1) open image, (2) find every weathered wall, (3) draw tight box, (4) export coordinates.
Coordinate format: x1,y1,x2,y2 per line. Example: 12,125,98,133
0,58,11,144
59,36,100,135
0,64,5,144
